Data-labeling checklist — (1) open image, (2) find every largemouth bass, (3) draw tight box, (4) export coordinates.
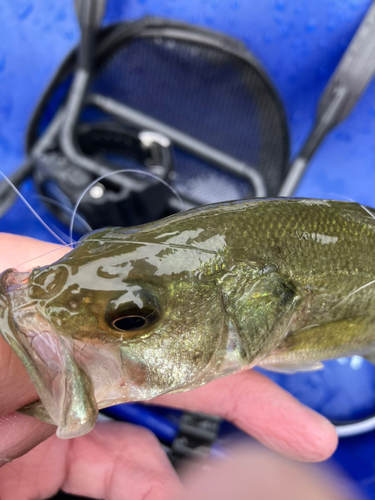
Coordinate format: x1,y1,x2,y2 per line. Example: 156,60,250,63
1,198,375,439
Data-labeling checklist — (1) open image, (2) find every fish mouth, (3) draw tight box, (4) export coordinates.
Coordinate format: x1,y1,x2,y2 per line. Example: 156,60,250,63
0,268,72,427
0,268,49,336
0,268,32,316
0,268,61,375
0,268,29,292
0,268,32,340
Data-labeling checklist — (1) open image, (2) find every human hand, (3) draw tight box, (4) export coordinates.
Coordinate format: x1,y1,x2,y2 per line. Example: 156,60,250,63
180,445,361,500
0,233,338,500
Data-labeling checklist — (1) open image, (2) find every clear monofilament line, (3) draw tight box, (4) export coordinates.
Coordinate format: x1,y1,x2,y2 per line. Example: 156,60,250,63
345,279,375,301
0,170,68,245
326,191,375,224
45,223,73,245
34,194,93,233
16,241,78,271
69,169,185,244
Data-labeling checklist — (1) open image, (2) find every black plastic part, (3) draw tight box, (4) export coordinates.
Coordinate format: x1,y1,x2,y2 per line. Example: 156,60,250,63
78,24,94,72
34,122,175,231
75,0,107,70
48,493,89,500
279,1,375,197
170,412,221,469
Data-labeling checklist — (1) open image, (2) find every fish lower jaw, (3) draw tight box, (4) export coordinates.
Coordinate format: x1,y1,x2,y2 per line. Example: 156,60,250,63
95,385,162,408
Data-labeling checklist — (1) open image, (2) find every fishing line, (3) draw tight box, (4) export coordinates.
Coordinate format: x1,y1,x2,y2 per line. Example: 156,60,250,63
359,205,375,221
16,242,77,271
344,279,375,301
77,238,219,254
0,170,68,245
45,224,72,245
325,192,357,202
33,194,93,233
324,192,375,222
69,168,186,244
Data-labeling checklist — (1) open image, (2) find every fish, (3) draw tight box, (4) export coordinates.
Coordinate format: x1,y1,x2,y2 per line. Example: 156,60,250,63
1,197,375,439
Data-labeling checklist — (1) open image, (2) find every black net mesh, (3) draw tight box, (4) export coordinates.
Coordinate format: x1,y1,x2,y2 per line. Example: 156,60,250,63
90,36,289,199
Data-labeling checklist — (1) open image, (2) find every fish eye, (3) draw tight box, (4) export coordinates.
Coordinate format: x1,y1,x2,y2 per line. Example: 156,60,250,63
105,289,161,333
111,311,158,332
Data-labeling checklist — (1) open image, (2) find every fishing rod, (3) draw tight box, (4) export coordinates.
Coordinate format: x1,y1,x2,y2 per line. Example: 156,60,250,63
279,0,375,197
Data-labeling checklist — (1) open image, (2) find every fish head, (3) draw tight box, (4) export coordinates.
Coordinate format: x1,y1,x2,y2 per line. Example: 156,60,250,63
6,226,233,406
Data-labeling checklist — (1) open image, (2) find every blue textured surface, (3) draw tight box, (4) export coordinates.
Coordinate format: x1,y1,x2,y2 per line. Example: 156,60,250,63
2,0,375,497
101,403,179,444
258,358,375,423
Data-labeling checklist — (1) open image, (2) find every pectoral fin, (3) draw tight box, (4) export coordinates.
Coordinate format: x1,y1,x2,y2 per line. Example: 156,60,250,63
258,359,324,373
220,263,299,363
260,317,375,373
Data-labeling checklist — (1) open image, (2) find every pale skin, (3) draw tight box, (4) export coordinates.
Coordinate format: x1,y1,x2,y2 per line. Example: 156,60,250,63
180,445,362,500
0,233,339,500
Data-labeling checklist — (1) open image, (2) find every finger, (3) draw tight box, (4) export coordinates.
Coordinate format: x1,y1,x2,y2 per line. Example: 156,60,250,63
0,335,39,415
153,370,338,462
0,422,183,500
0,233,63,271
180,445,360,500
0,413,55,466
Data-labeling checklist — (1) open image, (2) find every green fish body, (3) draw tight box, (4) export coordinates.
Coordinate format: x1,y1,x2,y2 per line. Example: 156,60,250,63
1,198,375,438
